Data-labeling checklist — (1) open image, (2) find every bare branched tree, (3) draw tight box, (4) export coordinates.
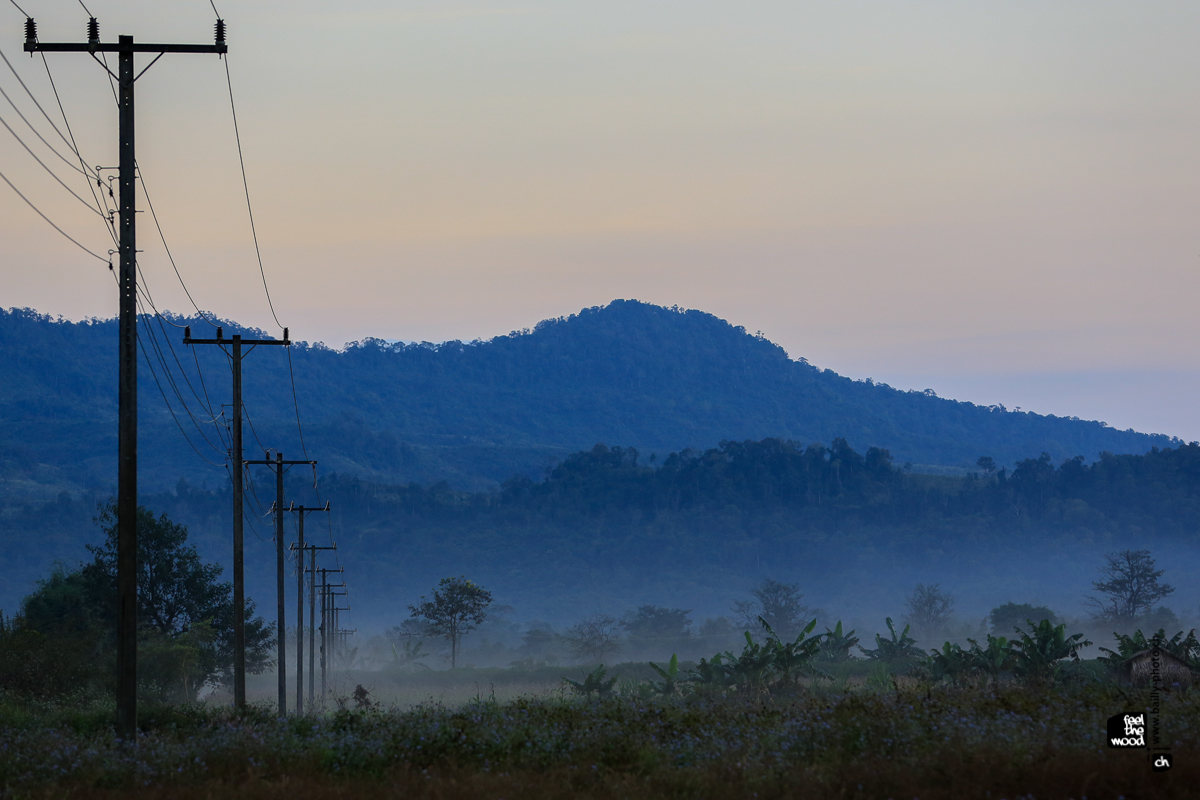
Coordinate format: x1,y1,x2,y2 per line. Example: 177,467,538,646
732,578,810,638
905,583,954,638
564,614,622,663
1086,549,1175,621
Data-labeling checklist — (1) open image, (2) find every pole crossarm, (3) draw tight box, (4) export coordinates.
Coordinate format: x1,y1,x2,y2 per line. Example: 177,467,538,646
184,325,288,348
27,42,227,54
247,459,316,467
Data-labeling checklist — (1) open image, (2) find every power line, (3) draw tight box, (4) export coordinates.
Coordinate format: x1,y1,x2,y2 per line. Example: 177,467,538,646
0,76,99,182
0,109,111,218
223,56,283,330
136,313,227,467
137,163,221,328
0,46,88,160
39,52,119,241
6,0,29,18
0,165,109,261
137,297,229,457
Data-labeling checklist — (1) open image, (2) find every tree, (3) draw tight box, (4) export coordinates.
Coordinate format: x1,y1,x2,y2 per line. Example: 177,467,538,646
408,576,493,668
976,456,997,476
1086,549,1175,621
988,602,1058,635
905,583,954,639
621,605,692,653
21,503,274,701
732,578,810,638
564,614,622,663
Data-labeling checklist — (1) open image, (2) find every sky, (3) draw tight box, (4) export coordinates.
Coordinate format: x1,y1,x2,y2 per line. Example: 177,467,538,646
3,1,1200,441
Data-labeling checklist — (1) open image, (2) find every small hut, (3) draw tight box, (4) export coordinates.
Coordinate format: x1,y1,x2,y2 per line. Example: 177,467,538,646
1121,650,1195,689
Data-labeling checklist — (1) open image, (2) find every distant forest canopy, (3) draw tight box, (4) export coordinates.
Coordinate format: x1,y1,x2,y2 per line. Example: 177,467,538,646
0,300,1182,499
5,436,1200,627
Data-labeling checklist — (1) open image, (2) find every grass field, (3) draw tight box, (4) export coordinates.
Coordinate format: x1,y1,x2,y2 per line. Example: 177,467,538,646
1,669,1196,799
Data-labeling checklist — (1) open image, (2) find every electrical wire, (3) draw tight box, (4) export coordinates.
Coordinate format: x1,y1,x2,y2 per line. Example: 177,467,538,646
0,46,89,160
0,78,100,182
136,314,227,467
243,403,271,459
137,296,231,458
222,56,282,330
137,163,221,327
0,165,109,261
39,52,119,240
0,110,111,218
7,1,29,18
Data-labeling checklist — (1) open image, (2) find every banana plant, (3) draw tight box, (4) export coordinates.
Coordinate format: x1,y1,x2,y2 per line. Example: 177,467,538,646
925,641,972,684
723,631,777,694
563,664,616,698
818,621,860,663
648,653,680,696
1011,619,1091,683
760,617,826,686
966,634,1014,683
684,653,735,691
1099,628,1200,668
390,639,432,671
859,617,921,667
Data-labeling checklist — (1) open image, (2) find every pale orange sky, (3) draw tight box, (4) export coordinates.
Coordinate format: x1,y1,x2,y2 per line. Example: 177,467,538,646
3,1,1200,440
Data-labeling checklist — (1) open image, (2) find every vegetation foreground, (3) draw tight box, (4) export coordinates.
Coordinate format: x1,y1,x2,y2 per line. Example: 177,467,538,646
1,681,1196,799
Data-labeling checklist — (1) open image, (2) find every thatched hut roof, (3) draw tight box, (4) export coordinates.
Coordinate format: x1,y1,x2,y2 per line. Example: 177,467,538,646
1120,649,1196,688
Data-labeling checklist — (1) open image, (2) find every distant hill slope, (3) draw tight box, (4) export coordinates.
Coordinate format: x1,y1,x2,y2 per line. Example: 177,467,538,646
0,301,1180,496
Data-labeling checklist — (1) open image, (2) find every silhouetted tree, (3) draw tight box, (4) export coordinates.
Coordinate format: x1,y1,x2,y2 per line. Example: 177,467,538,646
408,576,493,668
905,583,954,639
1086,550,1175,621
733,578,810,638
564,614,622,663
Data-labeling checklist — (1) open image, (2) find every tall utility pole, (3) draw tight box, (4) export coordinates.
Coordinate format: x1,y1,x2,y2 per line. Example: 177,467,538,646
289,505,330,713
301,544,335,708
246,453,316,715
184,326,289,709
27,17,226,739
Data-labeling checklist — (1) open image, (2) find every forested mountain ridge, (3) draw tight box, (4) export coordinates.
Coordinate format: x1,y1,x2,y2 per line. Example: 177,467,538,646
0,300,1181,499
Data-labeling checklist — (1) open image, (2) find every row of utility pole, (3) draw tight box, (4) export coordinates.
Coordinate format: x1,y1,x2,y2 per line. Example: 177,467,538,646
25,14,352,734
186,329,352,716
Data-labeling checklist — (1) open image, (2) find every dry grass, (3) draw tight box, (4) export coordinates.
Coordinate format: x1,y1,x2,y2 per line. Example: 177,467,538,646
3,680,1197,799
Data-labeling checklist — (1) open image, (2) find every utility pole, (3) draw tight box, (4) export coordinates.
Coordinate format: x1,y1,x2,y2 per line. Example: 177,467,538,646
315,567,343,704
289,505,330,714
325,583,347,700
245,453,315,715
185,326,289,709
302,545,336,708
27,16,226,739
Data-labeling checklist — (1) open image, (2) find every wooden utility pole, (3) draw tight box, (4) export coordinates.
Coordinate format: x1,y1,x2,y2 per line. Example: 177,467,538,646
26,16,226,739
289,506,330,713
184,326,289,708
246,453,316,715
301,545,335,708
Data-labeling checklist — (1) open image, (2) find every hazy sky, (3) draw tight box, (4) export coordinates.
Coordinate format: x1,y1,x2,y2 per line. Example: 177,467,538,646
3,1,1200,443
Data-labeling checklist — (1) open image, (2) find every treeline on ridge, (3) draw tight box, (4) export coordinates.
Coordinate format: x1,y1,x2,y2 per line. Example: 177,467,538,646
308,437,1200,534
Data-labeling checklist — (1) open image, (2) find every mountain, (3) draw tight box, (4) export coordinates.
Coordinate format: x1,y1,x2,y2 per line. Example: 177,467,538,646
0,299,1181,499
